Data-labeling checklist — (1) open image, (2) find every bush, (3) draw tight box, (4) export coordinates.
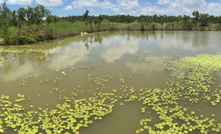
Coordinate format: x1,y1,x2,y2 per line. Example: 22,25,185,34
4,37,19,45
4,36,37,45
19,36,37,44
34,36,46,42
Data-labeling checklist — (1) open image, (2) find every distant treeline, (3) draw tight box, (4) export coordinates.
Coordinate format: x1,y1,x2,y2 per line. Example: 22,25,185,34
59,11,221,30
1,2,221,45
60,13,221,25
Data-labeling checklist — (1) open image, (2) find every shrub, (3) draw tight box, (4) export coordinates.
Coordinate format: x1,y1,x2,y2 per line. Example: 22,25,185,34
4,37,19,45
18,36,37,44
34,36,46,42
4,36,37,45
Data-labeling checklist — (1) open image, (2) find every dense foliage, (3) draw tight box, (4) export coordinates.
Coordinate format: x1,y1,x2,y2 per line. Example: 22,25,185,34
60,12,221,29
0,2,53,35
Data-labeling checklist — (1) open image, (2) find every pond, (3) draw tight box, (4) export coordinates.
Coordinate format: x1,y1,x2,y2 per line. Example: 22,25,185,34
0,31,221,134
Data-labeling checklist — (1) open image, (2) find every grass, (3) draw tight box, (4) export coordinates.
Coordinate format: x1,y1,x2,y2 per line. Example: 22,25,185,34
1,21,142,45
49,21,89,35
1,20,221,45
49,21,141,36
208,23,221,30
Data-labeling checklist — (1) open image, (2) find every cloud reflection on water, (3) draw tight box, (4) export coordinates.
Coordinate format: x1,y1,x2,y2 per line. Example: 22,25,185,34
1,31,221,82
125,56,165,75
1,63,37,81
101,36,139,63
49,40,100,70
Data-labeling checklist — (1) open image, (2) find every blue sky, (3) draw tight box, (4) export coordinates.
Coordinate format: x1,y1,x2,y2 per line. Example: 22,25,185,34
1,0,221,16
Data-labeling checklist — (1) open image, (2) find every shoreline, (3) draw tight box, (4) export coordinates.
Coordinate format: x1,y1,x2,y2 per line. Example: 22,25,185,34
1,28,221,46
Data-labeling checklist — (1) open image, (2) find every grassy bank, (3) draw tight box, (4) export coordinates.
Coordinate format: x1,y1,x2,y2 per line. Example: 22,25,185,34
1,20,221,45
0,21,141,45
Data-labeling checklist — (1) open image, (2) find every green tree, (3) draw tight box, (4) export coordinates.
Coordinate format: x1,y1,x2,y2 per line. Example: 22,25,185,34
33,4,51,26
192,11,200,21
217,16,221,30
11,10,18,27
82,10,93,32
83,10,89,22
46,15,54,26
88,19,93,32
182,15,193,30
0,2,11,37
218,16,221,25
26,6,34,26
199,13,209,27
125,15,134,30
138,15,147,31
94,15,103,31
17,7,26,29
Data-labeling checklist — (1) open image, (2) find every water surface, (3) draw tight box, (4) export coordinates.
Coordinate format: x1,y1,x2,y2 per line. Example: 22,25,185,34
1,31,221,134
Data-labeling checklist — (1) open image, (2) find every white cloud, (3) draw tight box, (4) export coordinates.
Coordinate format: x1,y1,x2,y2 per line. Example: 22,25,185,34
7,0,33,5
179,0,207,8
72,0,96,8
140,5,164,15
168,0,207,15
35,0,63,6
72,0,115,10
4,0,217,16
206,2,221,16
112,7,120,12
116,0,139,11
63,5,73,10
100,0,115,10
157,0,172,5
139,0,208,16
157,0,207,8
144,2,151,6
110,0,140,15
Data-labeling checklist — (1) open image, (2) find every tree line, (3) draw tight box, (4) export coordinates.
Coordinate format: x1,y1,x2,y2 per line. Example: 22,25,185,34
1,2,221,45
0,2,55,36
1,1,221,35
60,11,221,27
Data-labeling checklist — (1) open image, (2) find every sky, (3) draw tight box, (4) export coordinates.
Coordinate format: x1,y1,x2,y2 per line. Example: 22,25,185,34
1,0,221,16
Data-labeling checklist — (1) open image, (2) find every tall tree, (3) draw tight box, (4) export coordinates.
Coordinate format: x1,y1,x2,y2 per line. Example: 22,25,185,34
94,15,103,31
33,4,51,26
11,10,18,27
46,15,54,26
192,11,200,21
83,10,89,22
125,15,134,29
82,10,93,32
199,13,209,27
138,15,147,31
0,2,11,37
218,16,221,25
182,15,193,30
26,6,34,26
17,7,26,29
